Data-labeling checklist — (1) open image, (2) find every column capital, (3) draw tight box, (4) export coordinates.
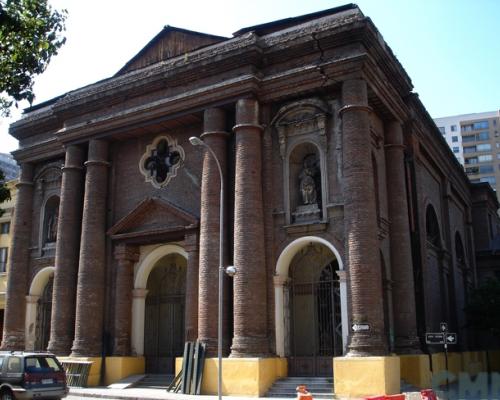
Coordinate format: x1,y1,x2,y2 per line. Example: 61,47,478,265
335,270,348,283
338,104,373,116
25,295,40,304
132,288,148,299
273,275,290,287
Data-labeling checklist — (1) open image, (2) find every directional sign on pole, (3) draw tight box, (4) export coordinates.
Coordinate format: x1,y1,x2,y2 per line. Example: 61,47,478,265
440,322,448,332
426,333,444,345
445,333,457,344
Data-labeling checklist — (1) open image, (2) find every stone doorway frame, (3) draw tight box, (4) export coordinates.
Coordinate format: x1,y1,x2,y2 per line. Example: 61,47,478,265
274,236,348,357
25,266,54,350
131,244,188,356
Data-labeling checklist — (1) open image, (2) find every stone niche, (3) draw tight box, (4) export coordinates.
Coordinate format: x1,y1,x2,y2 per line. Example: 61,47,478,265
272,98,330,226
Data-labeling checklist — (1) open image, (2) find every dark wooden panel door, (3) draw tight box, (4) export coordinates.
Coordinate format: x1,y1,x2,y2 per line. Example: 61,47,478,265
145,260,186,374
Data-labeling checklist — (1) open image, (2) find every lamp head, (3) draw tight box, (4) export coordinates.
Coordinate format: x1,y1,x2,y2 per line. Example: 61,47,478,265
189,136,203,146
225,265,237,277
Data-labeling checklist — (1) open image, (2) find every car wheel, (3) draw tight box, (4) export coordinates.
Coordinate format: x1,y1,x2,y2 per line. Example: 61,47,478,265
0,390,14,400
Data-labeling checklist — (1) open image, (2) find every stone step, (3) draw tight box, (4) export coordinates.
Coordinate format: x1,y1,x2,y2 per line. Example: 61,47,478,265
266,376,335,399
267,392,335,399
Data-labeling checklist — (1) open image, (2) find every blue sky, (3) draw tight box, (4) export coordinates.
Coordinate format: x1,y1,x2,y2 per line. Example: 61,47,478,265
1,0,499,152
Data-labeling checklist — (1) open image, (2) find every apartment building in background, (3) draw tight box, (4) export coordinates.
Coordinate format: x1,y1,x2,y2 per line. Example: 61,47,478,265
434,110,500,197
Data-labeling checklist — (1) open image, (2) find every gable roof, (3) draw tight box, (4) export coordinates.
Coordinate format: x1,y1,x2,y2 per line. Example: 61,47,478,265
116,26,228,75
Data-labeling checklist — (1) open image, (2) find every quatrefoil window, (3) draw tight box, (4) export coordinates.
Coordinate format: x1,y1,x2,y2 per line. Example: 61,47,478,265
139,135,185,188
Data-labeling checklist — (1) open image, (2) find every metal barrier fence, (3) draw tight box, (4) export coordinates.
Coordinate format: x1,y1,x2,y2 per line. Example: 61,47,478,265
61,360,93,387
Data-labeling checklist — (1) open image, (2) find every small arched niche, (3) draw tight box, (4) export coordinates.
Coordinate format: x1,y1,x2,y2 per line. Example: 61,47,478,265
272,98,330,225
289,142,322,223
42,195,60,247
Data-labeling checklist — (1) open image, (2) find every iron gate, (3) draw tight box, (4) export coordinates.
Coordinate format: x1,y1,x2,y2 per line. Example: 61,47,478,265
144,261,186,374
35,276,53,351
289,261,342,376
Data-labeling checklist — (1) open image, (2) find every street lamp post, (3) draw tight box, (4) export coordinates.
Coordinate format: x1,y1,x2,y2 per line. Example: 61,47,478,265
189,136,228,400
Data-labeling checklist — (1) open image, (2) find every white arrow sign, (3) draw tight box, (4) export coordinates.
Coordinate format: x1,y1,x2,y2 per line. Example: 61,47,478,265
446,333,457,344
351,323,370,332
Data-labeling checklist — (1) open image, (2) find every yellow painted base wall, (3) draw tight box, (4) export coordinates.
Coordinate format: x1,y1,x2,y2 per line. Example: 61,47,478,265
400,354,432,388
400,351,493,388
59,356,102,387
104,356,145,386
334,356,400,398
176,357,287,397
488,350,500,372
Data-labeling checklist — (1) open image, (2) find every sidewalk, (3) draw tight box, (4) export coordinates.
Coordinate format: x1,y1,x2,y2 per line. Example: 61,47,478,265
68,387,296,400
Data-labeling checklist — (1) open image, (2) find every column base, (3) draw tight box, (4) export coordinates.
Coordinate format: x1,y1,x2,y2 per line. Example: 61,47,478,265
334,356,400,398
230,335,269,357
104,357,145,386
58,357,102,387
176,357,287,396
1,333,25,351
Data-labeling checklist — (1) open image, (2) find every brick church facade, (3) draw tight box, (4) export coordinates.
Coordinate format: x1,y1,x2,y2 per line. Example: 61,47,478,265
3,5,495,396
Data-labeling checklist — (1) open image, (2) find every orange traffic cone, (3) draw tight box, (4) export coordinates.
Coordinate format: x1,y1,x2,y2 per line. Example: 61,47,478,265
296,385,313,400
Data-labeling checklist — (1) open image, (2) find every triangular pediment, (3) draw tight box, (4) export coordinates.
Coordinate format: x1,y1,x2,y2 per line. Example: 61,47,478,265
108,197,198,239
116,26,227,75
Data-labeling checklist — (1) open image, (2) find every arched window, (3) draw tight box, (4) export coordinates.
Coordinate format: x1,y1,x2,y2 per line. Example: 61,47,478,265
43,196,60,245
455,233,465,267
425,205,441,248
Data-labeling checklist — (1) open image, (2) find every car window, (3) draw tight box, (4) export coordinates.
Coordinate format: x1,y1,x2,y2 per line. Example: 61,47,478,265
6,357,21,373
25,356,61,372
44,357,61,372
0,356,4,370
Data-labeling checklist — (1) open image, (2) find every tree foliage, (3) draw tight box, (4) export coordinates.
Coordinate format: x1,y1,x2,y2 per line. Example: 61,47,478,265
0,169,11,217
0,0,67,116
465,279,500,336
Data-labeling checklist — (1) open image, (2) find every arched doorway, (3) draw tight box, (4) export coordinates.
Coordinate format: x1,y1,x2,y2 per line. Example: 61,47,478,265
35,276,53,350
144,253,186,374
288,243,342,376
25,266,54,351
275,237,346,377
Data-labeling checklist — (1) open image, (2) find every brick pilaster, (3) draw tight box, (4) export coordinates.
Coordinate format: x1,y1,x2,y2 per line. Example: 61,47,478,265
184,232,199,342
341,79,387,355
47,145,85,355
71,139,109,357
231,99,269,357
385,121,420,353
198,108,229,356
1,163,34,350
113,244,139,356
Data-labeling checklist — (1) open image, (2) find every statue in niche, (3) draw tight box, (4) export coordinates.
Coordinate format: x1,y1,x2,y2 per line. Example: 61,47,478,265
144,139,181,184
46,207,59,243
299,154,320,205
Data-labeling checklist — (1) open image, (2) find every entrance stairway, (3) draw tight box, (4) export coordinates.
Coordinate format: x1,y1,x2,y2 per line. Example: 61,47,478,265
133,374,174,389
265,377,335,398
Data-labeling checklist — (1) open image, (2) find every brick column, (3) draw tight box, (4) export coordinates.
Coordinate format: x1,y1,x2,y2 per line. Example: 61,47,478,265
47,145,85,355
198,108,229,356
385,121,420,353
71,139,109,357
341,79,387,355
1,163,34,350
113,244,139,356
184,232,199,342
231,98,269,357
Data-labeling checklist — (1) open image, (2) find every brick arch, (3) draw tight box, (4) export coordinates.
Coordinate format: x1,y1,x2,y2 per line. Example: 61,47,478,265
274,236,348,356
25,266,54,350
131,244,188,356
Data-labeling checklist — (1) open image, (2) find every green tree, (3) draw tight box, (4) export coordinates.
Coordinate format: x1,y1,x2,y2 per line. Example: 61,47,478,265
465,279,500,336
0,0,67,116
0,169,10,217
